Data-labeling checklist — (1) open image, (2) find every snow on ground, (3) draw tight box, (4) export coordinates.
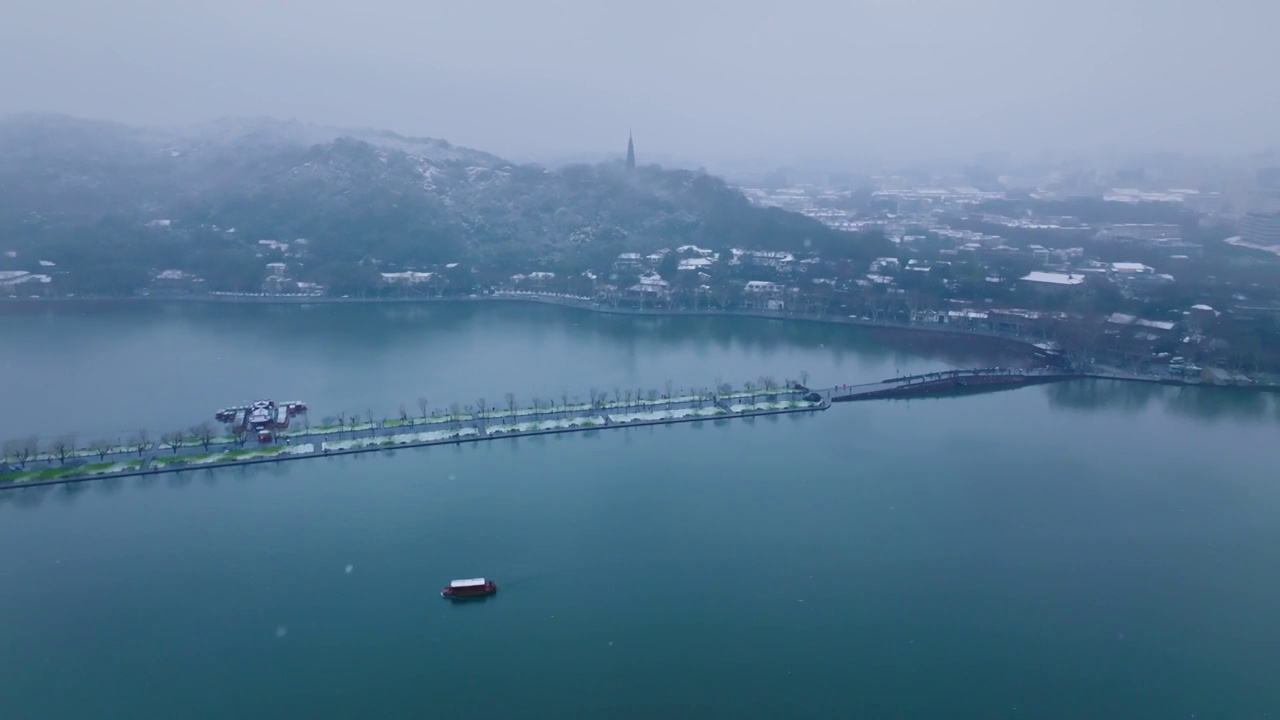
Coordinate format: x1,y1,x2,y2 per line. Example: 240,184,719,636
322,428,478,451
152,455,191,466
486,418,602,434
727,401,815,413
607,407,725,423
185,446,292,465
183,448,272,466
86,462,141,475
282,443,314,455
189,454,231,465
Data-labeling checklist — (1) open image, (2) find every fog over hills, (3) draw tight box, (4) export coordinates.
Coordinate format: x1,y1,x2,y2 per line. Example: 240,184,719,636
0,113,884,295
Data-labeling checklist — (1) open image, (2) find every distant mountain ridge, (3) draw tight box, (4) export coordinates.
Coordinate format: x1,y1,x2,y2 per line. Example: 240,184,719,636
0,113,884,295
0,112,504,165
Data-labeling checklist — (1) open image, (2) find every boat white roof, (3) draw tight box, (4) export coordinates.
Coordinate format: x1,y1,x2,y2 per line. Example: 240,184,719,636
450,578,487,588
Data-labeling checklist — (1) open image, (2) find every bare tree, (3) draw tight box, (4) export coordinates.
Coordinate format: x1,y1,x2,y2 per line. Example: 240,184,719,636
530,397,541,420
613,387,623,408
6,436,38,469
88,438,113,461
561,390,569,412
233,429,249,447
191,422,217,452
348,413,360,434
130,430,153,457
52,434,77,465
624,390,632,410
665,379,675,400
799,370,810,388
399,403,409,422
336,411,347,435
161,429,185,454
417,397,429,419
763,376,778,398
505,392,517,424
589,388,599,408
745,381,757,404
647,389,659,403
476,398,488,427
366,408,376,435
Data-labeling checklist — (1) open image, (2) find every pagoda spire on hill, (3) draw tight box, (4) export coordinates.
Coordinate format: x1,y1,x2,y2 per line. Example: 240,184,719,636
625,130,636,170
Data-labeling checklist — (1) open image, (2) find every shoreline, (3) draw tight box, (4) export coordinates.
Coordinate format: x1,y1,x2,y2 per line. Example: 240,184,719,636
1,291,1047,352
1,401,826,492
6,291,1275,394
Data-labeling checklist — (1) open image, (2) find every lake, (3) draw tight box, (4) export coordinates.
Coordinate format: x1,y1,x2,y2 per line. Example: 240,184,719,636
1,301,1278,718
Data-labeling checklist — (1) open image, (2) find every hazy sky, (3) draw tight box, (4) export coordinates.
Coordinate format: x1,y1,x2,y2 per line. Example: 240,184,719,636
3,0,1278,165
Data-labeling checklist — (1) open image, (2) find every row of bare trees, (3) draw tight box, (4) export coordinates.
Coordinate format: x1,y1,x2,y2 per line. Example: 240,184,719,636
3,374,816,472
2,421,226,470
307,374,813,438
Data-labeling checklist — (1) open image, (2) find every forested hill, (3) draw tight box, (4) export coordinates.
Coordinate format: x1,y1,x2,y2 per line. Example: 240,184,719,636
0,114,888,294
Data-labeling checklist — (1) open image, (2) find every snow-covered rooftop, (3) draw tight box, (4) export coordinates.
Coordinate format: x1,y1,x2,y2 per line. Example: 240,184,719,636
1021,271,1084,286
383,271,434,283
678,258,714,270
1112,262,1153,273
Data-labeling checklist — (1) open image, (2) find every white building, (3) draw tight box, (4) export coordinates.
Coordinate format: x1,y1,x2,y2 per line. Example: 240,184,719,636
1020,271,1085,294
1111,262,1154,275
869,257,900,273
742,280,788,310
676,245,714,257
383,271,435,284
511,271,555,288
626,273,670,301
678,257,714,271
614,253,643,269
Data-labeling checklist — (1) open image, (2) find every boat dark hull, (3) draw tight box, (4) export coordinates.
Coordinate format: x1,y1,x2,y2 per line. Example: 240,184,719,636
441,585,498,600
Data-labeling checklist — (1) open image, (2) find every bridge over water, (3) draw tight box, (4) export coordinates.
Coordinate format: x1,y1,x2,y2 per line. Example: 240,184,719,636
825,367,1079,402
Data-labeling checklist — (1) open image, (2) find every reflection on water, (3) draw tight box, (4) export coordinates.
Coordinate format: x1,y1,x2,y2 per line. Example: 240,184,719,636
1045,379,1279,424
54,482,90,506
1,300,1045,440
1,299,1032,371
1168,383,1272,421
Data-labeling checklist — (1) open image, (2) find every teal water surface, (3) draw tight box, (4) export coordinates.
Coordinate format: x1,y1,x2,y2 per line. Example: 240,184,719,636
1,302,1278,719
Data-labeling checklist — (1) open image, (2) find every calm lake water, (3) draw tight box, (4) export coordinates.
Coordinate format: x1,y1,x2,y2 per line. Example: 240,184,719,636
1,301,1278,719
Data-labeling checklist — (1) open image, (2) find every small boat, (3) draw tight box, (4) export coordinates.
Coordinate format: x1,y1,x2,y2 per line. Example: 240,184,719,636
441,577,498,599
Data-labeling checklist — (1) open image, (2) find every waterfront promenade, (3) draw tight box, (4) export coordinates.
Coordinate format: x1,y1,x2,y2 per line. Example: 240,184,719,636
1,387,827,489
6,354,1278,490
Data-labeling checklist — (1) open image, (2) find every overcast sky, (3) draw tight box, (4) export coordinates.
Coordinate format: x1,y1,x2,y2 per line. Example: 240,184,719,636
3,0,1277,166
